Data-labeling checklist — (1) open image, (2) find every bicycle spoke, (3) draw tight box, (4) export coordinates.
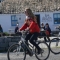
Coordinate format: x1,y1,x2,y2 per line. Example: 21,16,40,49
35,42,50,60
7,44,26,60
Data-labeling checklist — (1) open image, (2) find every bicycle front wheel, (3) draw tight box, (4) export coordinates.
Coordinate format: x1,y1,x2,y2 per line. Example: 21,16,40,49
35,41,50,60
50,38,60,54
7,43,26,60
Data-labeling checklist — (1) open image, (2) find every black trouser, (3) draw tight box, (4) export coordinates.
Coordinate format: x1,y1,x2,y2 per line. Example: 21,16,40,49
43,33,50,41
25,32,41,50
44,36,50,41
40,32,50,41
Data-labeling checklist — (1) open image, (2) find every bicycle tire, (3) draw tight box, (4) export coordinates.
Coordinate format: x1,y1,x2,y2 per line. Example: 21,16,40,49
35,41,50,60
49,38,60,54
7,43,26,60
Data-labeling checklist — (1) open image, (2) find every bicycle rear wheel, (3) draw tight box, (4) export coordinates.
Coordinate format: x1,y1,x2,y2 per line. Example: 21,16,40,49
7,43,26,60
50,38,60,54
35,41,50,60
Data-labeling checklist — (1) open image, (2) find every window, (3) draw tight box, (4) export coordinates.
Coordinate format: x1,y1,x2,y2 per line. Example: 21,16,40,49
11,15,18,26
53,13,60,24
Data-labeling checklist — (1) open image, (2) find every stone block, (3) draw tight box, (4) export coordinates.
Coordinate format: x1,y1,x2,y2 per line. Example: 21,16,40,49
4,38,11,43
0,47,5,51
0,38,4,43
0,43,8,47
5,47,9,51
9,42,17,47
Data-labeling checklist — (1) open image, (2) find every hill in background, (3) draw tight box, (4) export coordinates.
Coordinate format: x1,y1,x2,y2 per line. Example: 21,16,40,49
0,0,60,14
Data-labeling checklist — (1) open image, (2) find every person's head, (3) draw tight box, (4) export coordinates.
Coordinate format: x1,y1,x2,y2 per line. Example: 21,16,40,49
41,23,44,27
25,8,34,19
16,24,19,27
25,8,37,23
45,23,49,27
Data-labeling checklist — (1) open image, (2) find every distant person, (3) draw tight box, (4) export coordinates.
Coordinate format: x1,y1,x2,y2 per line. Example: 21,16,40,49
0,24,3,33
0,24,3,36
15,24,19,34
40,23,45,36
44,23,51,41
40,23,47,41
41,23,45,31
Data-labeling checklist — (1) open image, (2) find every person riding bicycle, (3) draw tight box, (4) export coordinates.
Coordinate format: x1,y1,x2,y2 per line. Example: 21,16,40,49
19,8,42,54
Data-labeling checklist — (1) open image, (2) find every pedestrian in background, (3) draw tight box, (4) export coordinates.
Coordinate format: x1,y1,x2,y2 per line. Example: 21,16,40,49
0,24,3,36
15,24,19,34
44,23,51,41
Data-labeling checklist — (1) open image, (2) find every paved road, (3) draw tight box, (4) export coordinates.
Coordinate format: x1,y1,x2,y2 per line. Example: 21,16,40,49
0,37,60,60
0,51,60,60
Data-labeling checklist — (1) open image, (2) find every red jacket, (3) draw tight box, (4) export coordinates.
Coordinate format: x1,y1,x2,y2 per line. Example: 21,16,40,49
20,21,40,33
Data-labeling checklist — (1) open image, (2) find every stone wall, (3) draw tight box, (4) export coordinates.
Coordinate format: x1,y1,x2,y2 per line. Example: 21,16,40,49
0,36,21,52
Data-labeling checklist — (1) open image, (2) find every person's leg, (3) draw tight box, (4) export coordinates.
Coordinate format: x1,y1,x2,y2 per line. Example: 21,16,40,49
29,32,41,51
25,33,32,45
44,37,47,41
43,33,47,42
24,33,32,53
47,36,50,41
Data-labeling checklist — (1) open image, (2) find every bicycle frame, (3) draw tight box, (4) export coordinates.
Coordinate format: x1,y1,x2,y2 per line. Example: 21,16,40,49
18,32,34,56
7,31,50,60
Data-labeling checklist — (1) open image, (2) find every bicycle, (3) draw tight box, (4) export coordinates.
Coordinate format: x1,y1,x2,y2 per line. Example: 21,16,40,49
7,31,50,60
49,26,60,54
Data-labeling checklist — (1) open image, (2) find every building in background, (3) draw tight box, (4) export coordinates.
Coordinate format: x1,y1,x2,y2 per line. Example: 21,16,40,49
0,11,60,33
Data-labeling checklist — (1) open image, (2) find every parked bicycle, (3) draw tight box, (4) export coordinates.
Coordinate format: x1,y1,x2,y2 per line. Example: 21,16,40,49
49,26,60,54
7,31,50,60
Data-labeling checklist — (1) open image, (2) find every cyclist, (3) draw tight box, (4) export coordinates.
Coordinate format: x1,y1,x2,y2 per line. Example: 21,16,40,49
19,8,42,54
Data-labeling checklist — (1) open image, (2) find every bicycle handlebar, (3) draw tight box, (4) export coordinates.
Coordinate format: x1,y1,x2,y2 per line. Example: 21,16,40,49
16,30,29,37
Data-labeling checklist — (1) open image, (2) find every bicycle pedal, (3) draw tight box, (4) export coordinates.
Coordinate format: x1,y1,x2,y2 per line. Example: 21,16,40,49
37,49,44,55
29,53,33,56
13,49,17,52
41,49,44,53
26,50,33,56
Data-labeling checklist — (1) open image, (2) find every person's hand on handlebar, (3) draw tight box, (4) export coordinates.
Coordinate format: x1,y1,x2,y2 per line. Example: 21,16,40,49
25,27,29,32
15,29,22,36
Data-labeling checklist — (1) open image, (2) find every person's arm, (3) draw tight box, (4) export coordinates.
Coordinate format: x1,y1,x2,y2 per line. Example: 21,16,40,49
29,22,35,29
19,23,28,31
24,22,35,32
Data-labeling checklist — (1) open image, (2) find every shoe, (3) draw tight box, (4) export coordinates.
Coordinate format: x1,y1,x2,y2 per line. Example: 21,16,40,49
26,49,33,56
44,40,48,42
